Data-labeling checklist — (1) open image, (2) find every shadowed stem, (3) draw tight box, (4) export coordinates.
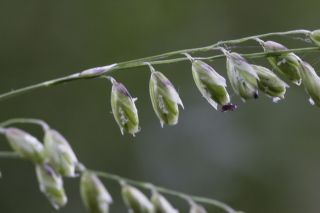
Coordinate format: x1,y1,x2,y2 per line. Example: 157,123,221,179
0,151,19,159
0,151,239,213
0,118,49,130
114,29,311,63
216,29,311,46
93,170,239,213
0,29,316,102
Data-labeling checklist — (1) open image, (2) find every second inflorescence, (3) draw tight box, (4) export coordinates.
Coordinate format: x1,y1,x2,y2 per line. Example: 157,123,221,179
0,120,216,213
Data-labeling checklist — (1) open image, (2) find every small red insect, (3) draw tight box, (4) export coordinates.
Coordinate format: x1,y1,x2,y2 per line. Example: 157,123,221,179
221,103,238,112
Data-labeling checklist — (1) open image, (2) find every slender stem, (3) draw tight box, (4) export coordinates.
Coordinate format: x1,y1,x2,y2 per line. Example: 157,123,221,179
147,46,320,65
93,170,238,213
206,46,320,61
110,29,311,63
0,118,49,130
0,151,239,213
1,46,317,102
0,151,20,159
0,29,315,102
216,29,311,46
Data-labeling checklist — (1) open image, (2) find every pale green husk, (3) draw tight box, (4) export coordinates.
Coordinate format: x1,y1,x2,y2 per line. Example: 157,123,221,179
189,204,207,213
262,40,301,85
299,61,320,107
226,52,259,101
151,192,178,213
110,80,140,136
192,60,230,109
80,171,113,213
149,71,184,127
35,163,67,209
252,65,289,102
310,30,320,46
5,128,45,163
44,129,78,177
122,184,155,213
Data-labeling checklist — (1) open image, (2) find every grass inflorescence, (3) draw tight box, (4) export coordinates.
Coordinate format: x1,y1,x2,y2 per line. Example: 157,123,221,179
0,118,239,213
1,29,320,212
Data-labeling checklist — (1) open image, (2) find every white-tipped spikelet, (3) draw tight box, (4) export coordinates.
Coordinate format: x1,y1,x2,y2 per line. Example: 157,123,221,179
191,60,230,110
189,202,207,213
80,171,113,213
149,71,184,127
5,128,45,163
299,61,320,107
122,184,155,213
258,39,302,85
310,30,320,46
35,163,67,210
252,65,289,102
44,129,78,177
110,78,140,136
151,191,179,213
225,52,260,101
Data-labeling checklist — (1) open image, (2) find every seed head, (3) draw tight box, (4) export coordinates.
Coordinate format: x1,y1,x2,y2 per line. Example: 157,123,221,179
252,65,289,102
258,40,302,85
299,61,320,107
121,184,155,213
44,129,78,177
310,30,320,46
149,71,184,127
80,171,113,213
5,128,45,163
35,163,67,210
110,78,140,136
151,191,178,213
192,60,230,110
189,203,207,213
225,52,259,101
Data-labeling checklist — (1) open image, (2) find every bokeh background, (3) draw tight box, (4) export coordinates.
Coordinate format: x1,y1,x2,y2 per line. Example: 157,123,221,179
0,0,320,212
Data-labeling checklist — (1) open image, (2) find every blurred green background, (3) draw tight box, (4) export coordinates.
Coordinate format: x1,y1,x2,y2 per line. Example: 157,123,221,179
0,0,320,212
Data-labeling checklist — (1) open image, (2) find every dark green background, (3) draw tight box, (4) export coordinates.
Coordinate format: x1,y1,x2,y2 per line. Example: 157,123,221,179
0,0,319,212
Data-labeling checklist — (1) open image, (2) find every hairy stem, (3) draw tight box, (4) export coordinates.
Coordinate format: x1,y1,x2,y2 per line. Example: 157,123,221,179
0,29,316,102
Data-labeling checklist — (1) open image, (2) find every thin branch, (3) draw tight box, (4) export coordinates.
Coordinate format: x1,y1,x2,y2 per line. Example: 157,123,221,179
0,48,318,102
216,29,311,46
111,29,311,64
148,46,320,65
0,118,49,130
0,29,316,102
93,170,239,213
0,151,20,159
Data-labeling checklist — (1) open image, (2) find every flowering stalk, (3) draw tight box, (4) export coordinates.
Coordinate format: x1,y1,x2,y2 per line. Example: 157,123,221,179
0,151,239,213
0,29,318,102
0,118,239,213
0,118,49,130
1,29,320,213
